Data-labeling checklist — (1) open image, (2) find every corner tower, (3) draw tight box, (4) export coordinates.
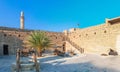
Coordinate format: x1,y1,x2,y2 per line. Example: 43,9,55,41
20,11,24,29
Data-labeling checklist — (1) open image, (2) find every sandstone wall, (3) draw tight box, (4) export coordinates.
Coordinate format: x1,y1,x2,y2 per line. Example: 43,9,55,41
65,41,81,54
0,27,64,55
67,22,120,54
0,29,30,55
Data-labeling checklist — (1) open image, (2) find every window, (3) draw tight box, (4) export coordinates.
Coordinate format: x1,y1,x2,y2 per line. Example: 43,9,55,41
4,34,7,37
18,35,20,37
104,30,107,33
94,32,96,35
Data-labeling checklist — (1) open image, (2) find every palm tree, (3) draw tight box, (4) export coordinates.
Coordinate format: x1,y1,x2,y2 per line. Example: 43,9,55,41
25,31,51,57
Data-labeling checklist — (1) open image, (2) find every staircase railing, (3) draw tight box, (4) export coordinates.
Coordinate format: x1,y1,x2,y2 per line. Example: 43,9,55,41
65,36,84,53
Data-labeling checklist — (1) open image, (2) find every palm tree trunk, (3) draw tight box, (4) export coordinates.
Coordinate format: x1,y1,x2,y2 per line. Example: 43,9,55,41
38,48,42,57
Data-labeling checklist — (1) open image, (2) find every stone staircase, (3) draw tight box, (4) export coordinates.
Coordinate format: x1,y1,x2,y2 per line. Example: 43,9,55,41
65,36,84,53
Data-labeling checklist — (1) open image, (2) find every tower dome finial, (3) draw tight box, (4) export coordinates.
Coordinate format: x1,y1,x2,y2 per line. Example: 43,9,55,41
21,11,24,16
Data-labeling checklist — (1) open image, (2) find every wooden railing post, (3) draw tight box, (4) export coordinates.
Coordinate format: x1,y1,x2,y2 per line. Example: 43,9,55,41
16,48,20,72
33,49,40,72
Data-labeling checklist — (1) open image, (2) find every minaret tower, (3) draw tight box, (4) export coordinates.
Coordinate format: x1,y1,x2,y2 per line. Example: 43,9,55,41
20,11,24,29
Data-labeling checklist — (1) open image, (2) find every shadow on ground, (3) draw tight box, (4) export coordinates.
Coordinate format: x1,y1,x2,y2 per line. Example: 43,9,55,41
0,55,16,72
39,55,120,72
39,55,66,62
41,61,119,72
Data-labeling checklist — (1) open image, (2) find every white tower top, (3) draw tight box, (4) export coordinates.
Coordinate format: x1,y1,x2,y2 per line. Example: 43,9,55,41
21,11,24,16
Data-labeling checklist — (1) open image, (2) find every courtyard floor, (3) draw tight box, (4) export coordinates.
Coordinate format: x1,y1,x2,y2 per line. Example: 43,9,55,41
1,54,120,72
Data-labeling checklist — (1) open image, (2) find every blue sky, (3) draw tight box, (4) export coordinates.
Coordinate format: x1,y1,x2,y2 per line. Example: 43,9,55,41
0,0,120,32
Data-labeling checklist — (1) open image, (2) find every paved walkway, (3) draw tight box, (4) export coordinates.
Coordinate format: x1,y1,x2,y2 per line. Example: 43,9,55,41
1,54,120,72
40,54,120,72
0,55,16,72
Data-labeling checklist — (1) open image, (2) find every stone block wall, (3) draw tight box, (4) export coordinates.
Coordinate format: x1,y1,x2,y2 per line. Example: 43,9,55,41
0,27,64,55
65,41,81,54
67,19,120,55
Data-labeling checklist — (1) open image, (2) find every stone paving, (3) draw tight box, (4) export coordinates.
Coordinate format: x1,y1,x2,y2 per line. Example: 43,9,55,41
0,55,16,72
1,54,120,72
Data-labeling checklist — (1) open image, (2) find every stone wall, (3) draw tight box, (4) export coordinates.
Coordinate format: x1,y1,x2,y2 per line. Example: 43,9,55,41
67,17,120,55
0,29,27,55
65,41,81,54
0,27,64,55
1,17,120,55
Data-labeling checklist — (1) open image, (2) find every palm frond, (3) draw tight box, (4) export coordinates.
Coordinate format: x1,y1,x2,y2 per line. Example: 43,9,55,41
25,31,51,53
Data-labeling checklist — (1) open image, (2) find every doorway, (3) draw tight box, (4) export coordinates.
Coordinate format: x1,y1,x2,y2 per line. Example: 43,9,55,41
3,44,9,55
